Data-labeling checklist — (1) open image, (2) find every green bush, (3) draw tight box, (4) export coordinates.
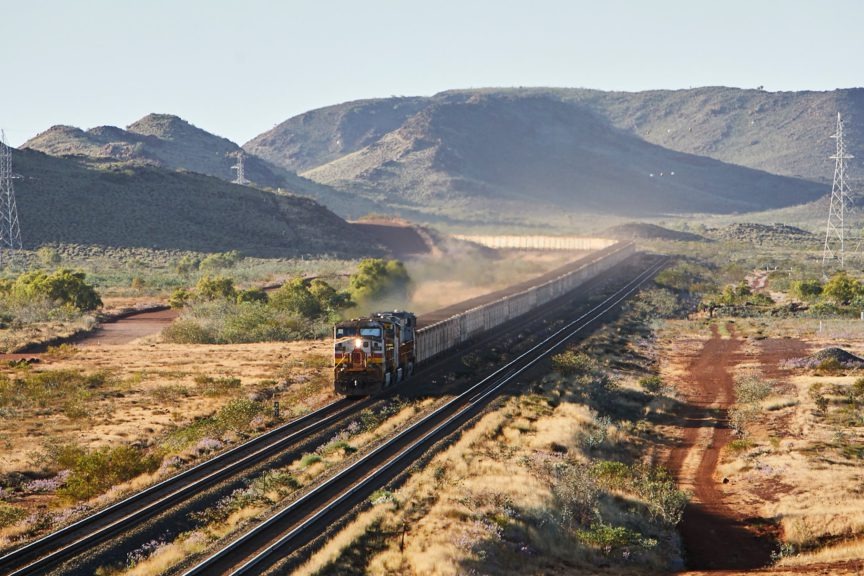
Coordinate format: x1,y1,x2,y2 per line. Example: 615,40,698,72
822,271,863,306
551,351,595,376
577,523,657,556
194,275,236,301
199,251,242,271
790,279,823,300
639,375,664,395
734,374,773,404
168,288,191,309
236,287,268,304
161,319,216,344
349,258,411,304
214,398,263,432
10,269,101,312
0,502,26,528
269,278,322,317
194,374,242,396
36,246,62,267
51,444,161,501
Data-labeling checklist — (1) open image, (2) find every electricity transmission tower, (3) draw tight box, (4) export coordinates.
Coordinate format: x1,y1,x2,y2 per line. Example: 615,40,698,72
231,151,248,185
0,130,23,267
822,112,856,273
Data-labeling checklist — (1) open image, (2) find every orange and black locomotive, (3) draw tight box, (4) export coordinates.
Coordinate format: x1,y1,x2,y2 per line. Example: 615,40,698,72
333,311,416,396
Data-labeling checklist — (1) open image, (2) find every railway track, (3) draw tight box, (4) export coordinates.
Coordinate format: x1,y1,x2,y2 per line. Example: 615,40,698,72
0,248,651,576
0,397,373,576
181,256,667,575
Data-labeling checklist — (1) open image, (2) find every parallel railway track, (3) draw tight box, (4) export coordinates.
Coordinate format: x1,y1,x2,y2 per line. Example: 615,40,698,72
181,256,667,576
0,398,373,576
0,247,655,576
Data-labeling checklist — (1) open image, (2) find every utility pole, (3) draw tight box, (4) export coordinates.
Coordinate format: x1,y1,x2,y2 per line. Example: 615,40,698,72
822,113,855,273
231,150,248,185
0,130,23,267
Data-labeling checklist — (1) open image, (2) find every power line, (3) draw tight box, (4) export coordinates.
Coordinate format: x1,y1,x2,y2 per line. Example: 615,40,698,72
822,112,855,273
231,150,248,185
0,129,23,267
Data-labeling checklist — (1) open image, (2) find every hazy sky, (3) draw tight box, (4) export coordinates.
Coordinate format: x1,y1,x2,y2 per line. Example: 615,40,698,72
2,0,862,147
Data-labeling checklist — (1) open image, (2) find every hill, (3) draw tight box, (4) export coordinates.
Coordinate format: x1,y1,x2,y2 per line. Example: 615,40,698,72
244,97,429,173
10,148,382,258
249,87,864,186
297,94,823,221
24,114,286,188
23,114,388,220
601,222,707,242
560,86,864,184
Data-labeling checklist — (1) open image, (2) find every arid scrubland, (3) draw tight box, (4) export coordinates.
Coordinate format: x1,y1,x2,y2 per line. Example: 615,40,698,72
295,291,689,576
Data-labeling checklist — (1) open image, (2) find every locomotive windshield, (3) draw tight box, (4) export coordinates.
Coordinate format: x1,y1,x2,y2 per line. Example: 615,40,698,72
336,326,382,338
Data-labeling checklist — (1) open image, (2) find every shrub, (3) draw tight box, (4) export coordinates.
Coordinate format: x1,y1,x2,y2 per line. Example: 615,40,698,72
194,374,242,396
734,374,773,404
577,523,657,556
161,319,215,344
53,444,161,501
11,269,101,312
236,287,268,304
194,275,236,301
36,246,62,267
551,351,595,376
822,271,863,305
199,251,242,271
550,462,599,530
270,278,322,318
639,375,664,395
790,279,823,300
168,288,191,309
214,398,263,432
300,453,323,468
174,255,201,275
0,502,26,528
349,258,411,304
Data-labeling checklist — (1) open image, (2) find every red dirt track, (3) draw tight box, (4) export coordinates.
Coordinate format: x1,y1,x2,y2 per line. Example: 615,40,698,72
668,323,777,571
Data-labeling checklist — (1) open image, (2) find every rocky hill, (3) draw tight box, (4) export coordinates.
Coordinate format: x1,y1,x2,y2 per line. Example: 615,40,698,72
247,87,864,185
244,97,429,173
22,114,388,220
10,148,382,258
24,114,286,188
296,94,823,220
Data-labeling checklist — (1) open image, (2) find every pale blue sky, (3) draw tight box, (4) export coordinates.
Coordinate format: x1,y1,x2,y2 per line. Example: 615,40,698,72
2,0,862,147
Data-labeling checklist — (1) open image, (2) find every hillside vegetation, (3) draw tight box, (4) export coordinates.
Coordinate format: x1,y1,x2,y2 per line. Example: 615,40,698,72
298,94,823,221
11,148,381,257
23,114,386,220
249,87,864,185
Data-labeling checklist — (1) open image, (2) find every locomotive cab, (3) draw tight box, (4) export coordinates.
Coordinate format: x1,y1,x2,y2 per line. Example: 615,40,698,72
334,311,416,396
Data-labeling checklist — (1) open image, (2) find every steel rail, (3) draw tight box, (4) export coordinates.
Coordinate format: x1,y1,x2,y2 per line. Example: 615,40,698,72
0,397,371,576
183,256,667,575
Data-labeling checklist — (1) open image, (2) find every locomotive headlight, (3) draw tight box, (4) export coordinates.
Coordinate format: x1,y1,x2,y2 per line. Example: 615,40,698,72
355,338,363,348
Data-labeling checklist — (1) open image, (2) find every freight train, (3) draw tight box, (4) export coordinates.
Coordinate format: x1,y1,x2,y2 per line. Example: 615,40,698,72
333,311,417,396
332,242,636,397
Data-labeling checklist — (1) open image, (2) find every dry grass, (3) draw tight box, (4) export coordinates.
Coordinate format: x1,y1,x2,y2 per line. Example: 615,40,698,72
660,318,864,568
779,536,864,566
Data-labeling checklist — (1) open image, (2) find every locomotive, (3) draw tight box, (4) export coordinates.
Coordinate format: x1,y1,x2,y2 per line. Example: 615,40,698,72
333,311,417,396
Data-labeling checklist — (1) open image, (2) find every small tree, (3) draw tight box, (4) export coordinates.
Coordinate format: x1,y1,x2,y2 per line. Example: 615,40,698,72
194,275,236,301
790,279,823,301
270,278,322,318
349,259,411,304
11,269,101,311
822,271,862,306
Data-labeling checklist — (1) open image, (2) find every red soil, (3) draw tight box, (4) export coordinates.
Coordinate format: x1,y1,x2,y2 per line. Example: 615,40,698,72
668,323,777,571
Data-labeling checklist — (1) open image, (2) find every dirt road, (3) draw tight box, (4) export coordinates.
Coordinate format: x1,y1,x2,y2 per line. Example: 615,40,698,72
668,323,777,571
78,307,179,346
